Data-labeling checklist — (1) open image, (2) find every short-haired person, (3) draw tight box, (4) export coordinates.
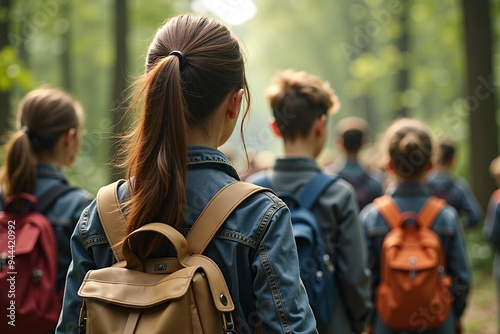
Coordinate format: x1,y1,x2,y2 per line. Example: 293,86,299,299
360,118,471,333
249,69,372,334
56,15,317,333
426,138,483,229
483,156,500,333
325,116,383,210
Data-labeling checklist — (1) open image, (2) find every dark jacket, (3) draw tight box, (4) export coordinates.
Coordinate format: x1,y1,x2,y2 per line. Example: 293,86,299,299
248,157,372,334
327,158,384,209
427,171,483,228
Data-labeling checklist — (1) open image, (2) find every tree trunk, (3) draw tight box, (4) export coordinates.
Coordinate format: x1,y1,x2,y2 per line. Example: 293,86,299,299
394,0,409,118
109,0,128,181
0,0,12,140
462,0,498,211
61,2,72,91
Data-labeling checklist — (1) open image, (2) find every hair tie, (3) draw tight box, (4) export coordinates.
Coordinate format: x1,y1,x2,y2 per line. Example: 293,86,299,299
169,50,186,70
21,126,31,136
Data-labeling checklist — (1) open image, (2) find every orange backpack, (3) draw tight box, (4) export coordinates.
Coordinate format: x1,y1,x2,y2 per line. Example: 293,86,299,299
373,195,452,330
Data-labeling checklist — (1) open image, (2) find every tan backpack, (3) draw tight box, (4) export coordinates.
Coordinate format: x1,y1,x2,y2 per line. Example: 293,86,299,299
78,180,267,334
373,195,452,330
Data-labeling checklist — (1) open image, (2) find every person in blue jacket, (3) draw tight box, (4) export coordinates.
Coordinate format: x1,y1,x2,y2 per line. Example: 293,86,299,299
483,155,500,332
0,87,93,317
324,116,384,210
360,118,471,334
426,138,483,229
248,69,372,334
56,15,317,334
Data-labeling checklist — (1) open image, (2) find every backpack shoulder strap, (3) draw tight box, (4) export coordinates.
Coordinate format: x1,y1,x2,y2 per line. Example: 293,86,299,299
35,183,75,214
96,179,128,262
296,173,338,210
418,196,446,229
187,182,271,255
373,195,401,229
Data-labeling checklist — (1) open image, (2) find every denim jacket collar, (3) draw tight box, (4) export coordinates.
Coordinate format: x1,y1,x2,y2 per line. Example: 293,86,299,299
274,156,321,172
387,182,430,197
36,163,68,183
187,145,240,180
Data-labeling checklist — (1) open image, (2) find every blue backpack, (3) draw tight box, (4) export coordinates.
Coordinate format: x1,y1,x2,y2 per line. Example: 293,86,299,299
254,172,337,328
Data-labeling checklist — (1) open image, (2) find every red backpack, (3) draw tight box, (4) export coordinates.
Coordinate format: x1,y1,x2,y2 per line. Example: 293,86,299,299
0,185,72,334
373,195,452,330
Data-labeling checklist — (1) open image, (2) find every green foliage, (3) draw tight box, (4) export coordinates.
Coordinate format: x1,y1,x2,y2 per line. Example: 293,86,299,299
466,227,494,273
2,1,499,191
4,0,177,194
0,46,33,92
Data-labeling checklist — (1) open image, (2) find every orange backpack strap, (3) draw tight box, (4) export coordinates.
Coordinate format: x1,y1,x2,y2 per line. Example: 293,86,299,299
418,197,446,229
373,195,401,229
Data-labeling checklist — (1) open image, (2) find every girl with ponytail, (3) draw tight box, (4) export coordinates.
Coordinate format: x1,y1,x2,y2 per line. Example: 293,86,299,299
360,118,471,334
57,14,317,333
0,87,93,311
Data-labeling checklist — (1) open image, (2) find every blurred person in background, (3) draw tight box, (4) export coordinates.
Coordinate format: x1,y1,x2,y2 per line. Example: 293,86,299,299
360,118,471,334
324,116,384,210
483,155,500,334
427,138,483,229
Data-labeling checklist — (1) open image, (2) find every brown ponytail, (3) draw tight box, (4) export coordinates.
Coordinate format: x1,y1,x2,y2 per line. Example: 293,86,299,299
122,15,248,258
1,131,37,197
0,88,82,198
123,55,188,258
385,118,433,179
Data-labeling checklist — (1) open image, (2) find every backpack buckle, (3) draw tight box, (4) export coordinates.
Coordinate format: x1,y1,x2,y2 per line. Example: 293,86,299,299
78,300,87,334
32,268,43,284
222,312,237,334
409,269,416,279
0,252,7,270
409,256,417,279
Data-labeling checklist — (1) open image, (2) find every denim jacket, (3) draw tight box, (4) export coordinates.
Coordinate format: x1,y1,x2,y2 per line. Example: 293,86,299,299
0,164,93,292
360,183,471,334
248,157,372,334
483,189,500,277
426,171,483,228
326,158,384,210
56,146,318,334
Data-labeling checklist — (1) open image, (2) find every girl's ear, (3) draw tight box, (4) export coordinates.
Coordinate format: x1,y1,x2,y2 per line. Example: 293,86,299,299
226,88,244,120
269,118,282,138
63,128,77,148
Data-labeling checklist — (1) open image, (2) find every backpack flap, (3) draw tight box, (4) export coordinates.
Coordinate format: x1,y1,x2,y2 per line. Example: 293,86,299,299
78,265,202,308
125,222,234,312
15,221,41,255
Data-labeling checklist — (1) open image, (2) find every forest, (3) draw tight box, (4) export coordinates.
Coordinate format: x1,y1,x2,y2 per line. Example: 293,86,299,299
0,0,499,331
